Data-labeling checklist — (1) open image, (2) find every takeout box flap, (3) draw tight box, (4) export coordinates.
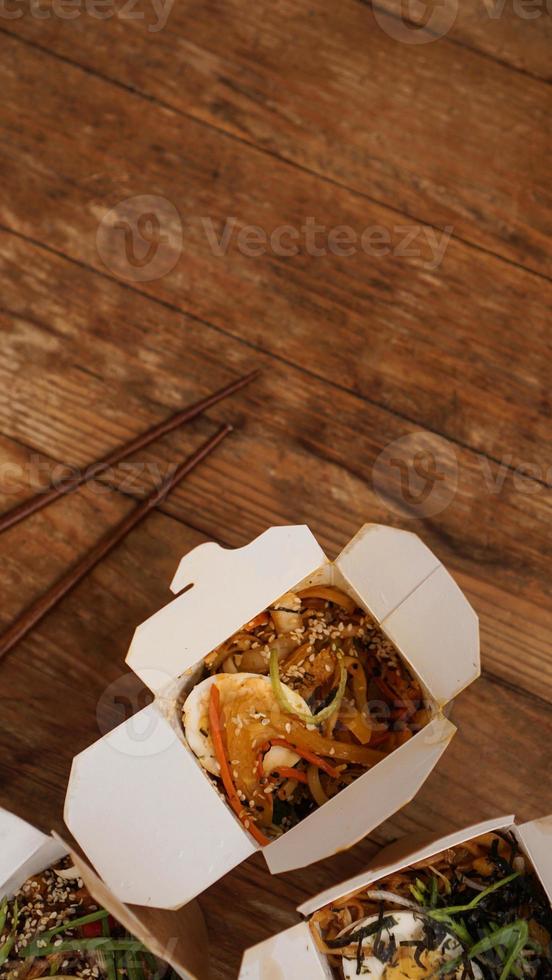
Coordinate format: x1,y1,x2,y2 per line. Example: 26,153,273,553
127,526,327,695
0,805,208,980
0,806,66,899
239,921,333,980
516,815,552,904
264,716,456,875
335,524,480,705
62,835,209,979
298,813,517,916
64,703,256,909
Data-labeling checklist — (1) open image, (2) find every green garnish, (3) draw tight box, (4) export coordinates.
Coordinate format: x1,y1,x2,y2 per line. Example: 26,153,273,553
124,948,146,980
470,920,529,980
428,872,520,921
269,648,347,725
410,878,427,903
19,908,110,957
0,933,15,966
0,896,8,934
20,937,145,958
101,907,117,980
0,899,18,966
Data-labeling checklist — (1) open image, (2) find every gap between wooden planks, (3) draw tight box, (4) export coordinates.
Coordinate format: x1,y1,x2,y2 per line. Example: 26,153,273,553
362,0,552,79
0,0,550,275
0,89,549,473
0,228,550,574
0,225,551,700
0,390,550,709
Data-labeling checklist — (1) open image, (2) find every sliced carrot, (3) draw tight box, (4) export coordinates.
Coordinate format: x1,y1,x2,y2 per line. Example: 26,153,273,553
368,730,389,747
208,684,270,847
243,611,269,631
373,676,398,702
256,748,266,781
269,738,341,779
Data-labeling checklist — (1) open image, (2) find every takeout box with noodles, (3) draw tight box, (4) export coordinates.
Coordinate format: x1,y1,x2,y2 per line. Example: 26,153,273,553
64,523,479,909
0,806,208,978
238,813,552,979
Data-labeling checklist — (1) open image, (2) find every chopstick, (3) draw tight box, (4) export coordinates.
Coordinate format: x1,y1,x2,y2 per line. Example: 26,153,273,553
0,369,258,534
0,423,232,662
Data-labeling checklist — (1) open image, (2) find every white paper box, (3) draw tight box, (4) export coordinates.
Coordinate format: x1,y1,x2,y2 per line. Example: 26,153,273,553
65,524,479,908
239,813,552,979
0,807,208,979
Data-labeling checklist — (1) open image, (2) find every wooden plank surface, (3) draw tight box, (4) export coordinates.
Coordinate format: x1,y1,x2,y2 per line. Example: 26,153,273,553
0,3,550,978
0,235,551,701
369,0,552,78
0,47,550,470
1,1,551,275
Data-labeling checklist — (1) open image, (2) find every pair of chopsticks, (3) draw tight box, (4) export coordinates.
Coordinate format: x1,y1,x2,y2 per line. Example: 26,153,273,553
0,369,259,661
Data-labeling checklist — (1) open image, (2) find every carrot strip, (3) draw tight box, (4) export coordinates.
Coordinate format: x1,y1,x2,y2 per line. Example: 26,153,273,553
270,738,341,779
256,748,266,781
373,676,398,702
209,684,270,847
243,611,269,631
269,767,309,784
369,730,390,747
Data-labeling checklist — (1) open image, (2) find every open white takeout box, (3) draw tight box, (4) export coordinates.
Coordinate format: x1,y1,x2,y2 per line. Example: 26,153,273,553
239,813,552,979
0,806,208,979
65,523,479,909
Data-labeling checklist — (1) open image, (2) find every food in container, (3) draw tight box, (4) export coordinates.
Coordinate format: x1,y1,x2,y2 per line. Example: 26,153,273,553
182,585,431,845
0,857,179,979
239,815,552,980
310,828,552,979
0,807,207,979
65,524,479,909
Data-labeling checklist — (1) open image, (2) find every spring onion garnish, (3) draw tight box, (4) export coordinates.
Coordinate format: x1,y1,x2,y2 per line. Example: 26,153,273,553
20,937,146,958
428,871,520,921
0,896,7,935
269,648,347,725
101,906,117,980
436,920,530,980
0,899,18,966
19,908,110,957
470,920,529,980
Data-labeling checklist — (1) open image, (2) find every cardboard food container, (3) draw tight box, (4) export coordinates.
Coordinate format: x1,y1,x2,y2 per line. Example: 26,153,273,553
239,813,552,978
0,806,208,979
64,523,479,909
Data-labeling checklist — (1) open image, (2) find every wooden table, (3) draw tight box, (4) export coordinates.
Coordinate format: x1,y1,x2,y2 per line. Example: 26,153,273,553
0,0,551,975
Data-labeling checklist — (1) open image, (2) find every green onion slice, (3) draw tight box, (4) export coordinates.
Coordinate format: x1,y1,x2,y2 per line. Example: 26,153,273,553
19,909,110,957
428,871,520,920
269,648,347,725
20,937,145,958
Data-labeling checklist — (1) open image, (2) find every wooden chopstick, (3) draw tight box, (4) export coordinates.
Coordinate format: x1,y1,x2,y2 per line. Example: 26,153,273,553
0,423,232,662
0,369,258,534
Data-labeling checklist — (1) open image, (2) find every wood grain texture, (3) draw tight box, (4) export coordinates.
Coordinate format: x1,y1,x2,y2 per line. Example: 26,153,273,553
0,49,550,471
3,0,552,269
0,234,550,700
369,0,552,78
2,0,551,275
0,5,550,978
